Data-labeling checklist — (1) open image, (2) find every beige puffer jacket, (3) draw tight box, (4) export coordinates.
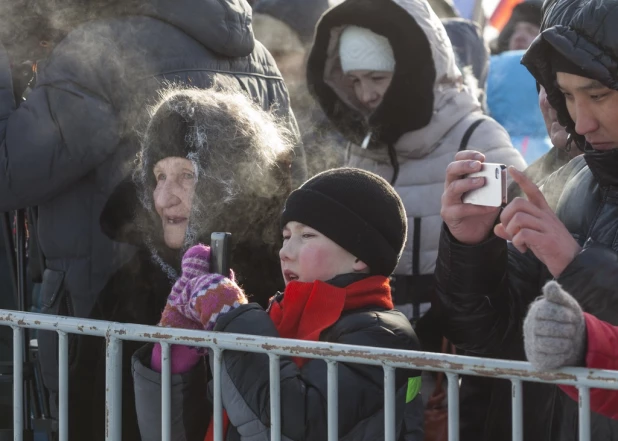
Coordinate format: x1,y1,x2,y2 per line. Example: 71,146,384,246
308,0,526,281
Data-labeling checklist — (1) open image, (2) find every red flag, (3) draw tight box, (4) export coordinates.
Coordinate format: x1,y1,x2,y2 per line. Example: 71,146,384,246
490,0,524,31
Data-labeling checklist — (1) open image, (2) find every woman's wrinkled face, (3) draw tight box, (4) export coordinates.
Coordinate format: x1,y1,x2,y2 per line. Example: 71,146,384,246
346,70,393,113
153,157,197,249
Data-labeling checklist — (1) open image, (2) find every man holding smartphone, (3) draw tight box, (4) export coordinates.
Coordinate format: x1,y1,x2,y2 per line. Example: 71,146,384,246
436,0,618,439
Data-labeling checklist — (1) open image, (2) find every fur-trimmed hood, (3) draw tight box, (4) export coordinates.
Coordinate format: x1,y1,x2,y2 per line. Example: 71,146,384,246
306,0,480,157
102,87,293,304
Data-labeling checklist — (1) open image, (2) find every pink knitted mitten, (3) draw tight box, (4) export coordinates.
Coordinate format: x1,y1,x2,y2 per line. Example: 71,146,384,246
152,244,247,373
160,244,247,330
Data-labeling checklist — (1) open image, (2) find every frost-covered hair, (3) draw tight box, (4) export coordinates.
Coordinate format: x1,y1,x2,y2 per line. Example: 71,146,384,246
134,87,294,303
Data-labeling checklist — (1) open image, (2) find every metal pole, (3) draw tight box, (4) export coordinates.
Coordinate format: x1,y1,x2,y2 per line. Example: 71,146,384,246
327,360,338,441
161,343,171,441
384,366,396,441
447,373,459,441
213,349,223,441
511,379,523,441
13,326,23,441
578,386,591,441
58,332,69,441
105,336,122,441
269,354,281,441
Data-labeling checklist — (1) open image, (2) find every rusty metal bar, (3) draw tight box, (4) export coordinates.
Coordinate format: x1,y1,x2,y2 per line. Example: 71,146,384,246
511,379,523,441
212,348,223,441
327,360,338,441
269,354,281,441
384,366,396,441
58,331,69,441
12,326,23,441
1,310,616,390
161,343,171,441
447,373,459,441
105,336,122,441
578,386,591,441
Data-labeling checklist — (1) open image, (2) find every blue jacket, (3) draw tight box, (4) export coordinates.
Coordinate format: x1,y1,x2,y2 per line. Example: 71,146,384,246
487,50,552,163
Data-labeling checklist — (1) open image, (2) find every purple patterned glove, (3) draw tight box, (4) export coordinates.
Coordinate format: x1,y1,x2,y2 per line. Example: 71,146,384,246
152,244,247,373
159,244,247,330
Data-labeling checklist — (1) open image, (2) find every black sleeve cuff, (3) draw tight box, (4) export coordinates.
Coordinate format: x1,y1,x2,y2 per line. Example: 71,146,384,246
436,223,507,296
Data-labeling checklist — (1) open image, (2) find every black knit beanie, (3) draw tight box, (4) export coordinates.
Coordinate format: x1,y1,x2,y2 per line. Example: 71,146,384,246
280,168,407,277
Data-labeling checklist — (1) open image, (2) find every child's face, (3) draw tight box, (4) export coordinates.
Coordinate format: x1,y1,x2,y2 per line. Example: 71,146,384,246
280,221,367,285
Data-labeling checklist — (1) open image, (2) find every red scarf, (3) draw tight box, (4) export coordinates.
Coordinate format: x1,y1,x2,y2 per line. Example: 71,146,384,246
205,275,393,440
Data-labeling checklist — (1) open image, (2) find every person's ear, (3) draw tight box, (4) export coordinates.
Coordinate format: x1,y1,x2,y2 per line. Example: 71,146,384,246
353,258,368,272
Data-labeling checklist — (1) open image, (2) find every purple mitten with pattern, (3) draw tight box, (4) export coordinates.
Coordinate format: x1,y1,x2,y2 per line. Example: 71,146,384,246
152,244,247,373
160,244,247,329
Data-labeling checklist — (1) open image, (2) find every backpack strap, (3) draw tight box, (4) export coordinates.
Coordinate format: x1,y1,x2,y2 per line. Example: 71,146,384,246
459,118,485,152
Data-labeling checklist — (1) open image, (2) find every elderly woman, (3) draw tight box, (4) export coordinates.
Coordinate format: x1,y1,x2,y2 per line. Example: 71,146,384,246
84,87,294,441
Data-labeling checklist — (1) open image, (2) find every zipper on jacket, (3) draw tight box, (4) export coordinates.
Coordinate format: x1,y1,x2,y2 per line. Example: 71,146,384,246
361,131,372,149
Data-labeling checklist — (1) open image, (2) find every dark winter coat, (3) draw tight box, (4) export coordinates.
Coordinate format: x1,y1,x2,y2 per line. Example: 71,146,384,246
0,0,301,438
435,148,618,441
252,0,330,45
132,282,424,441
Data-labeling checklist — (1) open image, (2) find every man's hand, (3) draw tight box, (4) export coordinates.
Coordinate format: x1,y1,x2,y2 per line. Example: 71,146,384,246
524,281,586,370
441,150,501,245
494,167,581,278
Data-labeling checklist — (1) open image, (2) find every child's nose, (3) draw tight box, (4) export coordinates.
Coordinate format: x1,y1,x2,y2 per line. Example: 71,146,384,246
279,240,293,261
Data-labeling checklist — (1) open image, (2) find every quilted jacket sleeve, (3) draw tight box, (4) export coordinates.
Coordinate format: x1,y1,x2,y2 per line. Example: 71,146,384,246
211,304,423,441
0,37,119,211
434,224,551,355
560,313,618,420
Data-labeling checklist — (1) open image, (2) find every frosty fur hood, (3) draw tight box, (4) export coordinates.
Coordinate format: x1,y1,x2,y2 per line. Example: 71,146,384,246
102,87,293,302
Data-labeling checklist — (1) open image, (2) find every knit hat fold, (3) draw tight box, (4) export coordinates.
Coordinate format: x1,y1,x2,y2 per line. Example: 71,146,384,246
339,26,396,74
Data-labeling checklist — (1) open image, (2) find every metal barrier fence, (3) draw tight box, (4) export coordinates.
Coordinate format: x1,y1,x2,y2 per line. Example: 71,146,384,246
2,309,618,441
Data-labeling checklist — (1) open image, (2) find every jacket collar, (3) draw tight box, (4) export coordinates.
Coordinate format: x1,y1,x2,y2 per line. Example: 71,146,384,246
584,148,618,188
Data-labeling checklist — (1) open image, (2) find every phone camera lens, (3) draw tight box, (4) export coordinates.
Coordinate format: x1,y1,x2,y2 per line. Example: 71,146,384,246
495,168,499,179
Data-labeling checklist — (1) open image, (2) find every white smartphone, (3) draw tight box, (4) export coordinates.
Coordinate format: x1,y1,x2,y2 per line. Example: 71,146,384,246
462,163,507,208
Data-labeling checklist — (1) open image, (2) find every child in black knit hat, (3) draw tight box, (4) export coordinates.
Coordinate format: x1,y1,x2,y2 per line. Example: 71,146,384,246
134,168,424,441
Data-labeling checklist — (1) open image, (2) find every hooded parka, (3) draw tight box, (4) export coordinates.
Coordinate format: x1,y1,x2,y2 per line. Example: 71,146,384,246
306,0,525,317
435,0,618,439
0,1,302,438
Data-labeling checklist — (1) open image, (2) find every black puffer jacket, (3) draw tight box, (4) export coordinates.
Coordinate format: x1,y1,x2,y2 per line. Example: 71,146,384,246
435,155,618,440
0,1,301,438
435,2,618,439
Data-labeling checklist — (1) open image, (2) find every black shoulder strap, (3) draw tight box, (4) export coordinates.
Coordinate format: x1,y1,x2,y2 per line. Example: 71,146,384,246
459,118,485,152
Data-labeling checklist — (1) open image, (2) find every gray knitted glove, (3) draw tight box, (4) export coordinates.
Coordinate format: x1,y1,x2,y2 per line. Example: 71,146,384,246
523,281,586,370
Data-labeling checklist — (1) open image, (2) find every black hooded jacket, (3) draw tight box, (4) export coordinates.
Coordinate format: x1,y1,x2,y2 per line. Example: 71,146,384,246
436,2,618,440
0,1,301,439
